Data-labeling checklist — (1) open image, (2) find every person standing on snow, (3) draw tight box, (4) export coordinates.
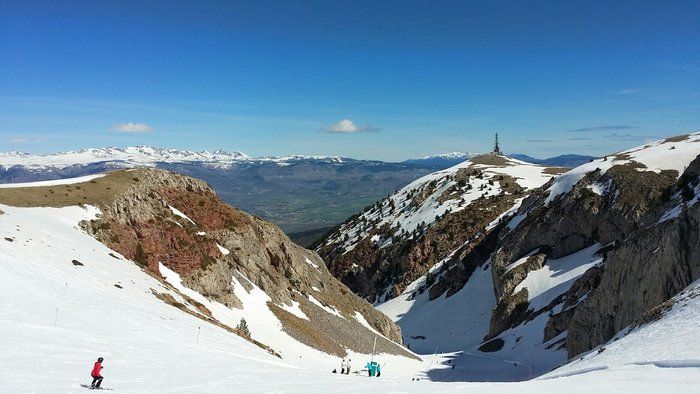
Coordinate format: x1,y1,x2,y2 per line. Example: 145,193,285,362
340,358,347,374
90,357,104,389
345,359,351,375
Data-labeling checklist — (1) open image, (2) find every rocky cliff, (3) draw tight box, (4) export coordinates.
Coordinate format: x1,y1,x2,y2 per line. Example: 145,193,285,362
476,134,700,358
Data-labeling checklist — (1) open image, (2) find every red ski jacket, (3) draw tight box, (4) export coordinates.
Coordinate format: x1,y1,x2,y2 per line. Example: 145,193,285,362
91,362,102,377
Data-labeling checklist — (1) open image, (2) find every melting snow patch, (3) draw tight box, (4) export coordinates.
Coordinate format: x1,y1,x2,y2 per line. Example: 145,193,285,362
353,311,386,338
279,300,308,320
196,231,207,236
0,174,106,188
304,257,320,271
308,295,344,319
168,205,196,225
586,179,613,196
217,243,230,256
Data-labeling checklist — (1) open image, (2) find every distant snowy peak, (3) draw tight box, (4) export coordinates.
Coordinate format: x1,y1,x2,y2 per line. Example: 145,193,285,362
402,152,473,167
0,146,355,169
418,152,473,160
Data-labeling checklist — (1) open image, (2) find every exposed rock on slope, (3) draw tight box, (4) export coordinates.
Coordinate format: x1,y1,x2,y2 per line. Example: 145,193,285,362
345,132,700,377
0,168,412,358
485,133,700,357
316,154,562,303
565,154,700,357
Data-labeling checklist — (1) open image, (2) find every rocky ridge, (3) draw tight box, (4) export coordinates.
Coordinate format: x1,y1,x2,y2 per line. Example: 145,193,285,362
38,168,413,359
316,154,562,303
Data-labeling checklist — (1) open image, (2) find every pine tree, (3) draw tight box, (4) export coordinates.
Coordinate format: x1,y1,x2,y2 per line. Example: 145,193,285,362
237,318,251,338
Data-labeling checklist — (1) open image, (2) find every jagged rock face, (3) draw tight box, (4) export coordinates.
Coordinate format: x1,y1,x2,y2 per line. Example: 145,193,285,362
323,196,519,303
487,164,677,339
485,139,700,359
83,169,409,357
317,156,558,303
566,158,700,357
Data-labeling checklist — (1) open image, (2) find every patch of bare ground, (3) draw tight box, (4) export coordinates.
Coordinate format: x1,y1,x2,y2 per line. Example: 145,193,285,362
270,298,418,359
663,134,690,143
470,154,510,167
544,167,569,176
479,337,505,352
269,302,347,357
0,170,139,208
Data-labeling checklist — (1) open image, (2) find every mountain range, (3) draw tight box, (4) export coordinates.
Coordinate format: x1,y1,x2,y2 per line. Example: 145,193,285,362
0,147,594,245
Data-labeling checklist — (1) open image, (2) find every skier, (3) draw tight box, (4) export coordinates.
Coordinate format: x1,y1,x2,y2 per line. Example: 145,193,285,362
90,357,104,389
345,359,351,375
340,358,347,374
376,363,381,377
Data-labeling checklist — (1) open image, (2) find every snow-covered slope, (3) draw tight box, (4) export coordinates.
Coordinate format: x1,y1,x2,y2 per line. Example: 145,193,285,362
543,133,700,206
2,198,700,393
538,278,700,386
2,158,700,392
0,199,423,393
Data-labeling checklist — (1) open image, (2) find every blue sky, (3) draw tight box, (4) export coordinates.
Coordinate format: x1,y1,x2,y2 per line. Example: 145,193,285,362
1,0,699,161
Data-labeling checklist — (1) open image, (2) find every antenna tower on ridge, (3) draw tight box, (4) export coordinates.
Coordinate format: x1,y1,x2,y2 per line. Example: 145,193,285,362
492,132,502,155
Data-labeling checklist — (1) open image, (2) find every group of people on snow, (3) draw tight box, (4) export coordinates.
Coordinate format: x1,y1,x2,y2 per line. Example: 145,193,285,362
333,358,382,377
334,358,351,374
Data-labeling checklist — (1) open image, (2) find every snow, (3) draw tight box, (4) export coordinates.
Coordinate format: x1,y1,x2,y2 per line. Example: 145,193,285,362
216,243,230,256
658,183,700,223
544,132,700,206
378,259,496,356
586,179,612,196
279,300,309,320
2,178,700,392
304,257,320,271
353,312,387,338
0,146,358,171
505,248,540,273
486,198,524,231
513,244,603,312
0,174,105,188
307,295,344,319
168,205,196,225
0,203,430,393
539,279,700,387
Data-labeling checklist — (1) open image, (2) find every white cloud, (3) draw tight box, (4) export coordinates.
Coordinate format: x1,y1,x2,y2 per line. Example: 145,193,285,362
111,122,154,132
322,119,378,133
